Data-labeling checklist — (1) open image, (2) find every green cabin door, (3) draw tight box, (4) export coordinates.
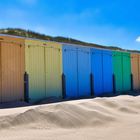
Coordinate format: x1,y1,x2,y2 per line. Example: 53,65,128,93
113,51,123,92
122,52,131,91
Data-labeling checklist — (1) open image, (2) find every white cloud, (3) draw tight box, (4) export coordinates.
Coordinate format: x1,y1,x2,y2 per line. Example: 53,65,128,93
136,36,140,42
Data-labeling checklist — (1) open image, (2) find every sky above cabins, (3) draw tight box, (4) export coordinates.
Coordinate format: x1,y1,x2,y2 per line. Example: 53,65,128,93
0,0,140,50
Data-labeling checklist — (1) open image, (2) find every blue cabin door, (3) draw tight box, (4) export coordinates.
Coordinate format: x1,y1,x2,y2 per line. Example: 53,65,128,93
77,47,91,97
102,50,113,93
91,49,103,96
62,46,78,98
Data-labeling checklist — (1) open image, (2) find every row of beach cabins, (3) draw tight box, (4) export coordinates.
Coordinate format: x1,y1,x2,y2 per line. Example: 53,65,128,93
0,35,139,103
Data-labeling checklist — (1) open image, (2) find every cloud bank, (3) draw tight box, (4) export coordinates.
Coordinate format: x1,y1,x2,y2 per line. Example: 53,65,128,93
136,36,140,42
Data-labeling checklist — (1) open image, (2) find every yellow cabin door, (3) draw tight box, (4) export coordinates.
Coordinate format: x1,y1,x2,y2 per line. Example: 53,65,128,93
26,46,46,103
45,47,62,98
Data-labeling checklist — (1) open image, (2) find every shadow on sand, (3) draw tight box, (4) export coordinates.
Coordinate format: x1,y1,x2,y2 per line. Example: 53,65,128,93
0,90,140,109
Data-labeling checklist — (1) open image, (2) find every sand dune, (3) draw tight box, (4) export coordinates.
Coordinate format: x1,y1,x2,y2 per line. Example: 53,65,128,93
0,95,140,140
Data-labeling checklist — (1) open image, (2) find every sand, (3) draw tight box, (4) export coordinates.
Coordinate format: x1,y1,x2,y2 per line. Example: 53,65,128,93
0,95,140,140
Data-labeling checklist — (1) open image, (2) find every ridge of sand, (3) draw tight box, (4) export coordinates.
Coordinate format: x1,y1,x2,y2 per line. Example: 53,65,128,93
0,95,139,129
0,95,140,140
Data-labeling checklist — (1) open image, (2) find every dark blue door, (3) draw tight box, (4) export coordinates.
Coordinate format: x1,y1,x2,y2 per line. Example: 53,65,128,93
102,50,113,93
91,49,103,96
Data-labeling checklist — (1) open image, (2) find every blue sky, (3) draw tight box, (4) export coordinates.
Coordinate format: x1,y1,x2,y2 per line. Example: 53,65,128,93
0,0,140,50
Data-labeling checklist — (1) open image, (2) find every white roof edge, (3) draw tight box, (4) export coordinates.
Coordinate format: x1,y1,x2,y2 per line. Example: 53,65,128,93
0,34,138,53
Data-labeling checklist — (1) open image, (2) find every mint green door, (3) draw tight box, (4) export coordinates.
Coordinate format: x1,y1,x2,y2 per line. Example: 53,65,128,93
122,52,131,91
113,51,123,92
